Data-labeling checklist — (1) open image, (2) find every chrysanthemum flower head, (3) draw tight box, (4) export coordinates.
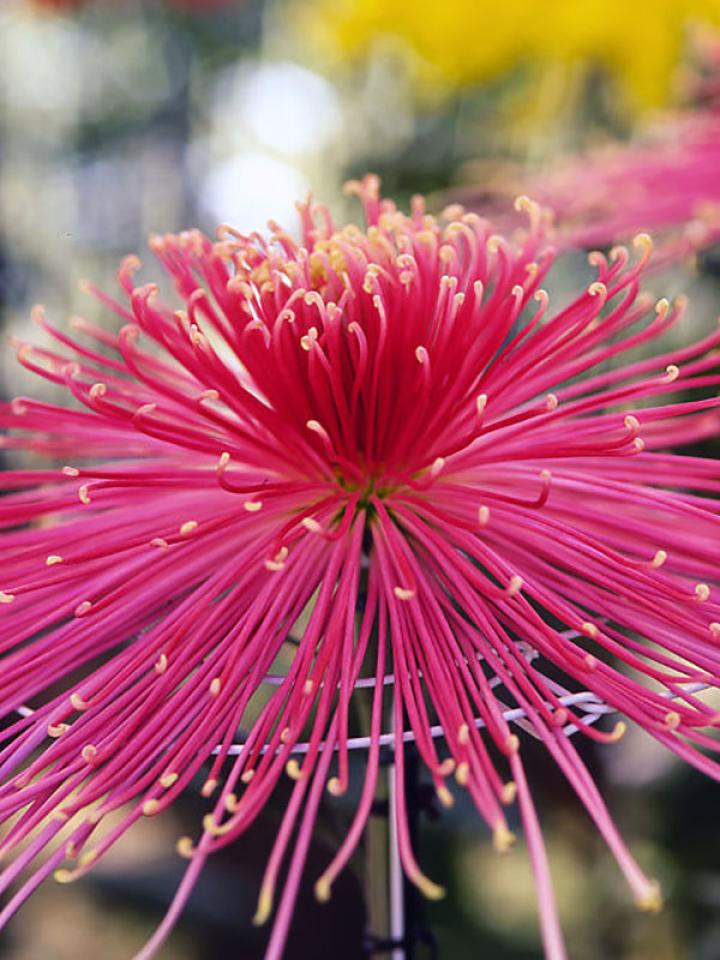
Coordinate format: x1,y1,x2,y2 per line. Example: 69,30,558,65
1,176,720,960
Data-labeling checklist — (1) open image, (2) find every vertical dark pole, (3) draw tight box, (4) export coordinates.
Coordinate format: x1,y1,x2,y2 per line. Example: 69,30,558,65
403,745,421,960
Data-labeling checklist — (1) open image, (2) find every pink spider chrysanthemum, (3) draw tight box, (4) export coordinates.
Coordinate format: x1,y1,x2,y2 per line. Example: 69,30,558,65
1,176,720,960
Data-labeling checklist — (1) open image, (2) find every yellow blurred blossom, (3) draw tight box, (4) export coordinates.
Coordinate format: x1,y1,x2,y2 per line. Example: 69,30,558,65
298,0,720,108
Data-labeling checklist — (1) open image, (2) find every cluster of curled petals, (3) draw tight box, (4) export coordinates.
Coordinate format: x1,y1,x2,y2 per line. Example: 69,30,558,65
459,107,720,263
1,176,719,960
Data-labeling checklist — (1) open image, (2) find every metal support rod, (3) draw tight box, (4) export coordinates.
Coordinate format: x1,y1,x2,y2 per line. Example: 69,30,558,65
387,748,405,960
365,740,437,956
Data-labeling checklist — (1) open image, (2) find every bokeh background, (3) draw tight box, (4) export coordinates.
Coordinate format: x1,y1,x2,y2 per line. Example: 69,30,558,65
2,1,720,958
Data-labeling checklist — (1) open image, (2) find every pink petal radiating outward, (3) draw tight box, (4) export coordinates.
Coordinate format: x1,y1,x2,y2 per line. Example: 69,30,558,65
1,176,720,960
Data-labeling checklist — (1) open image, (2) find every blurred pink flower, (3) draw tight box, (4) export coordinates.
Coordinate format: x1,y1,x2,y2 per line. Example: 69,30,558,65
461,107,720,266
1,178,719,960
526,111,720,257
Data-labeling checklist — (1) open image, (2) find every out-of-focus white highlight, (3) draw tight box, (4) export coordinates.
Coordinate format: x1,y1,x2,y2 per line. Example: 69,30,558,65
200,151,308,234
237,61,341,155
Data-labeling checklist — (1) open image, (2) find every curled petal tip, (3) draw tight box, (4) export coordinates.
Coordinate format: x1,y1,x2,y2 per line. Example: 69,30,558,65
252,887,274,926
176,837,194,859
393,586,416,601
635,880,663,914
413,872,446,901
493,825,517,854
315,877,332,903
